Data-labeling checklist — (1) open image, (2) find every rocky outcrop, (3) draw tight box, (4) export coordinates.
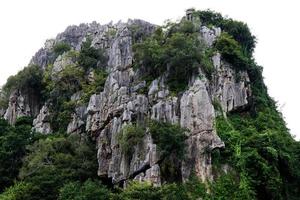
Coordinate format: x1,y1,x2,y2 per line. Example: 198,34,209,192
211,53,251,112
51,51,76,78
3,18,251,186
30,39,56,70
32,105,52,134
83,23,250,185
200,26,221,47
180,78,224,181
4,90,37,125
67,92,87,135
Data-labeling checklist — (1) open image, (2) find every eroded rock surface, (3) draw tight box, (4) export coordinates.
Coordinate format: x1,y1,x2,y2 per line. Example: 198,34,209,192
4,90,39,125
32,105,52,134
211,53,251,112
4,20,251,185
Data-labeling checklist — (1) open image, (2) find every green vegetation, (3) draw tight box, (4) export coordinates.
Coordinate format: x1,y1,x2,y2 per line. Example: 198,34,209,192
0,117,43,192
194,9,256,56
41,39,108,132
43,64,84,132
58,180,110,200
214,32,250,71
215,110,300,199
78,38,108,70
149,121,188,182
111,174,251,200
0,64,43,109
149,120,187,159
118,124,145,156
80,69,108,103
2,65,43,94
0,182,33,200
42,49,108,132
18,134,98,200
53,42,71,57
133,21,208,92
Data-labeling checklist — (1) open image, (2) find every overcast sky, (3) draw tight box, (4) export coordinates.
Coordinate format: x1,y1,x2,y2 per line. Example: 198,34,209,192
0,0,299,139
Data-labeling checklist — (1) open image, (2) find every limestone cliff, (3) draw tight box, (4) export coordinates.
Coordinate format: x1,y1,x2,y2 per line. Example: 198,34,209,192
1,16,251,186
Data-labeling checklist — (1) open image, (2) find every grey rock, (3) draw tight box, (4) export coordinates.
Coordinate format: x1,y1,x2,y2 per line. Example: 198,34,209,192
3,18,253,186
51,52,76,79
180,78,224,182
4,90,32,125
30,42,55,69
32,105,52,134
200,26,221,47
211,53,251,112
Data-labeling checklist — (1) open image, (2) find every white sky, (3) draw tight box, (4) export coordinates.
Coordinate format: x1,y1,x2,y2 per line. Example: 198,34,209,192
0,0,299,139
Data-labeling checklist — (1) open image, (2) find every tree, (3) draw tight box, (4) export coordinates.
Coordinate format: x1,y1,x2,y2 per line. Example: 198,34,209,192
78,38,107,70
133,21,206,92
0,182,33,200
58,180,110,200
0,117,40,192
53,42,71,56
214,32,250,71
19,134,98,200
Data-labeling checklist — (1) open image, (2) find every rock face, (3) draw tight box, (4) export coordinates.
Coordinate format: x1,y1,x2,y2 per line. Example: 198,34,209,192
200,26,221,47
211,53,251,112
32,105,52,134
4,89,40,125
83,22,248,184
67,92,87,134
180,78,224,181
30,39,56,70
3,18,251,185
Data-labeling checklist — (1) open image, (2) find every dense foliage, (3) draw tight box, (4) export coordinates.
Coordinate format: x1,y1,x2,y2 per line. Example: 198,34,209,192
42,46,108,132
53,42,71,57
58,180,110,200
0,64,43,109
133,21,210,92
0,117,42,192
78,38,108,70
195,9,256,56
118,124,145,156
18,134,98,200
214,32,250,71
0,182,33,200
214,110,300,200
149,120,187,159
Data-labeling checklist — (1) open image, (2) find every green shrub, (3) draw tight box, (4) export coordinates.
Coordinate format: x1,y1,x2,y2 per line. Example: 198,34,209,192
133,21,207,93
112,177,208,200
0,89,8,109
149,120,187,159
194,9,256,56
1,65,43,109
0,182,33,200
0,117,41,192
118,124,145,156
58,180,110,200
215,110,300,199
53,42,71,56
42,64,84,132
80,69,108,103
78,38,108,70
200,49,215,80
214,32,250,71
111,181,160,200
19,134,98,200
